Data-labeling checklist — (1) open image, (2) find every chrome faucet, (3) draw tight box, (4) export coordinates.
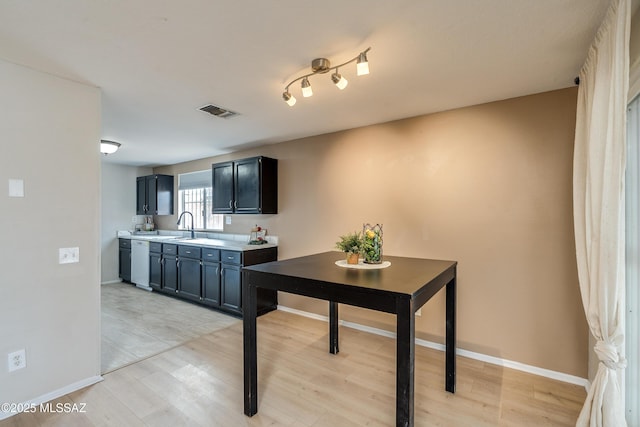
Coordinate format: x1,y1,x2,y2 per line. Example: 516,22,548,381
176,211,195,239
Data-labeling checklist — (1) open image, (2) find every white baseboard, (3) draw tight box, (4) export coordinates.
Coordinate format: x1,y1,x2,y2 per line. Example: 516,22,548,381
0,375,103,421
101,280,123,285
277,305,589,390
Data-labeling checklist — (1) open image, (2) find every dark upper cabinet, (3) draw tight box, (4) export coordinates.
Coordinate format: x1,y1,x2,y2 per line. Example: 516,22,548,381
136,174,174,215
212,156,277,214
212,162,234,213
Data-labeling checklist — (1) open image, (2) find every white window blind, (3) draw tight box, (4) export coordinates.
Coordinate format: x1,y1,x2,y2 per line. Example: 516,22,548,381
178,170,223,231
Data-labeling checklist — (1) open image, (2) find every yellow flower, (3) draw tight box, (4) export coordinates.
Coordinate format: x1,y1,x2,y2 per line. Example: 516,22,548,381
366,229,376,239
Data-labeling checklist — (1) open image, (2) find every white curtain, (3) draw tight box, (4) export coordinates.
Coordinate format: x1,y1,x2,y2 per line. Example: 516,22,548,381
573,0,631,425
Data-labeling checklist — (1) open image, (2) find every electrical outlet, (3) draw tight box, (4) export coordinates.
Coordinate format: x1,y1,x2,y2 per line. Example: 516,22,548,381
8,349,26,372
415,308,422,317
59,247,80,264
225,216,232,225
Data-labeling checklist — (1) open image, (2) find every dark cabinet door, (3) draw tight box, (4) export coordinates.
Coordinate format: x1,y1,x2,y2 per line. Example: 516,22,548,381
136,175,174,215
162,255,178,292
221,263,242,313
149,252,162,290
136,177,147,215
234,158,260,214
212,162,234,213
146,176,158,215
119,248,131,282
178,257,201,301
202,261,221,306
154,175,174,215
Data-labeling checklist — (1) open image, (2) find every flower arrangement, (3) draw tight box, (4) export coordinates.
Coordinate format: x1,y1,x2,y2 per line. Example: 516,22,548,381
362,223,383,264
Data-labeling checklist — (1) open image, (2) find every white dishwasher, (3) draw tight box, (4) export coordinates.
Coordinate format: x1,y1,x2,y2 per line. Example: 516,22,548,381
131,239,151,291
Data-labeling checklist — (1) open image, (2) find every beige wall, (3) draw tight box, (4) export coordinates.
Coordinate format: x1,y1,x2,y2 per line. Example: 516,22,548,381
0,59,101,410
155,87,587,377
100,163,152,283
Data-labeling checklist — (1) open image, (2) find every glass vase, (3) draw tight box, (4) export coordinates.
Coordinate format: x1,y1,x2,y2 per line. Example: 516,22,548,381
362,223,383,264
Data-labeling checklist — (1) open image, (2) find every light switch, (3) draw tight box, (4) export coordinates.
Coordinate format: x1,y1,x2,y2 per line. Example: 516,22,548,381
59,247,80,264
8,179,24,197
226,216,232,225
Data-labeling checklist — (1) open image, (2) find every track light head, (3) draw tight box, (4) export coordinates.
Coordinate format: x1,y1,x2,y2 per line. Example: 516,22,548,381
282,90,296,106
301,77,313,97
356,51,369,76
331,71,348,90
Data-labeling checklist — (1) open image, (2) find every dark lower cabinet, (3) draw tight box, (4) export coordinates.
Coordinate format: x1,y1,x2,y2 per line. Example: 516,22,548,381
149,242,163,290
221,263,242,313
178,245,202,302
128,241,277,318
119,239,131,282
202,261,221,306
163,255,178,292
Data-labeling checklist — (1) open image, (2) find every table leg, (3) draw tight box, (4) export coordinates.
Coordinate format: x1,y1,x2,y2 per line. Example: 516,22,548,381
396,298,415,427
243,278,258,416
329,301,339,354
445,275,456,393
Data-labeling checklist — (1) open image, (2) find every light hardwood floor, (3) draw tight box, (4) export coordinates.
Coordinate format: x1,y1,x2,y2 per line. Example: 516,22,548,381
101,282,237,373
1,307,585,426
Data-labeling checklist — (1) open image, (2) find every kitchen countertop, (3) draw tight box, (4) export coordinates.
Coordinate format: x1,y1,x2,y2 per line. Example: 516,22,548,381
123,234,277,251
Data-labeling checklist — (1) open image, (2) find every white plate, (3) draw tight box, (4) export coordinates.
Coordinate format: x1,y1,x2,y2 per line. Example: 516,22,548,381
334,260,391,269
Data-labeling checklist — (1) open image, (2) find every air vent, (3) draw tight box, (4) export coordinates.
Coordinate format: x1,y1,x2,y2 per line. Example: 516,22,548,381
199,104,238,119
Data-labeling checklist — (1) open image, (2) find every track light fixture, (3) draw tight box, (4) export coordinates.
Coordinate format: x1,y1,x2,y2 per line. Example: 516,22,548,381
282,47,370,106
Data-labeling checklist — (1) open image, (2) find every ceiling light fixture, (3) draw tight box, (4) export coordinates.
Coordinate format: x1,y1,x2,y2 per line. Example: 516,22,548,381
100,140,121,155
282,47,370,106
356,51,370,76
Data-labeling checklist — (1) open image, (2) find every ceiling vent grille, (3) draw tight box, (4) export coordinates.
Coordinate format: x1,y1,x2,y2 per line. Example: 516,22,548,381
199,104,238,119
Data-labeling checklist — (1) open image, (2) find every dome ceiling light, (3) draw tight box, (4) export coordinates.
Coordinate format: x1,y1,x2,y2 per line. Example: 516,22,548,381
100,140,121,155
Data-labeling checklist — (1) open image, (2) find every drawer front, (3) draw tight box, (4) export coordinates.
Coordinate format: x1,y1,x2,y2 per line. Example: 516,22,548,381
163,244,178,255
221,250,242,265
119,239,131,249
149,242,162,253
179,245,201,259
202,248,220,262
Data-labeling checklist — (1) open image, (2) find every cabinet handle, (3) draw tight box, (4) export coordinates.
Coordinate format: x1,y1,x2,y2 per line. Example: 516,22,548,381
229,200,233,209
216,266,219,275
200,261,203,266
234,201,238,209
177,260,180,268
158,257,162,264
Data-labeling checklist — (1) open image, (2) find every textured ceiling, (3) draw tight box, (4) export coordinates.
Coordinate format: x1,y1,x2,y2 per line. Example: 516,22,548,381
0,0,628,166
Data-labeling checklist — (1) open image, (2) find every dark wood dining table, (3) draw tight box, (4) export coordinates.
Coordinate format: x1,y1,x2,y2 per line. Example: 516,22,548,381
242,251,457,427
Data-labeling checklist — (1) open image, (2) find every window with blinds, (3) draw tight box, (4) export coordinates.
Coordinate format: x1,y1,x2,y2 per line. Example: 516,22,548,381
177,170,223,231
